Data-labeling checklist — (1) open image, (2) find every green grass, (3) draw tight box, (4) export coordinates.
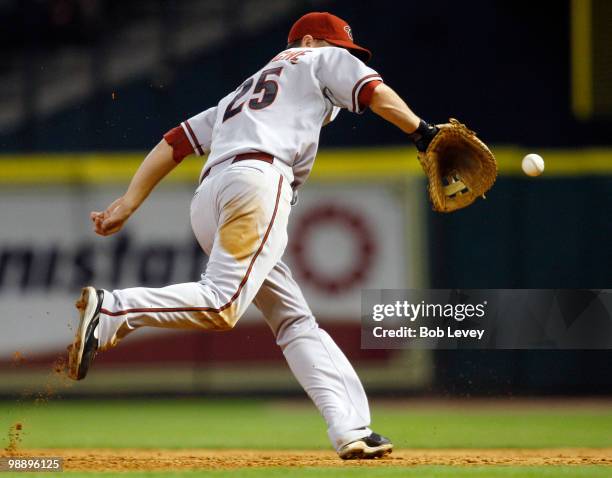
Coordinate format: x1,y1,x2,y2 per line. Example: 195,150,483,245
1,398,611,449
1,399,611,477
2,467,612,478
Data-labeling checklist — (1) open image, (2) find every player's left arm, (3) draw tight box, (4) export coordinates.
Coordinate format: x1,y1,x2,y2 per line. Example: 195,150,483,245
315,49,437,148
368,83,420,133
368,83,438,152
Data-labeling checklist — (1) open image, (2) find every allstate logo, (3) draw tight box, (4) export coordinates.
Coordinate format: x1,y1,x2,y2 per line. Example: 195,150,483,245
344,25,353,40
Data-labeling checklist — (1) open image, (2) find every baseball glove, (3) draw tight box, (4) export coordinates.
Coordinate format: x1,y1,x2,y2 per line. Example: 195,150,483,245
417,118,497,213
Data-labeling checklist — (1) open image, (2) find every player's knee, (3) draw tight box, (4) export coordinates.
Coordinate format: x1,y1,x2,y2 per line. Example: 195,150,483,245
275,314,318,347
216,316,236,331
215,304,243,331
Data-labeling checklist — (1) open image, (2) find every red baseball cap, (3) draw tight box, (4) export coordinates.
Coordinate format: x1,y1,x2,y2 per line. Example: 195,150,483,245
288,12,372,62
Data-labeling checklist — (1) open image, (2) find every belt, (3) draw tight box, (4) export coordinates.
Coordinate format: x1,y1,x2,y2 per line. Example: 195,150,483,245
200,152,274,182
233,152,274,164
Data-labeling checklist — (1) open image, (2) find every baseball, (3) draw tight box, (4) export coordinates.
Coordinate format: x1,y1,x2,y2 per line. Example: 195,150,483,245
521,153,545,177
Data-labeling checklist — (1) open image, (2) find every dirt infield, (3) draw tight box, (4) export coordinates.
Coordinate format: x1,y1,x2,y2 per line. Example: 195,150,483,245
2,448,611,470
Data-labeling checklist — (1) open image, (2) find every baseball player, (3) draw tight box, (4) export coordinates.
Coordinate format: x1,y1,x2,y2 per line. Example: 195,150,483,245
68,12,439,459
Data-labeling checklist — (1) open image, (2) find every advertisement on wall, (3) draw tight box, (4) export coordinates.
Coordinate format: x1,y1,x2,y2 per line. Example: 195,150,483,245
0,180,425,362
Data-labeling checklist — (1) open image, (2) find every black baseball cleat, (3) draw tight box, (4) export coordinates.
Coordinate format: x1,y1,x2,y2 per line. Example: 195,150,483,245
338,432,393,460
67,287,104,380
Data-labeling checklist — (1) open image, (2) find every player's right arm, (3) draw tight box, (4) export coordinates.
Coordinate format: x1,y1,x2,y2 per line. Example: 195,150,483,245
91,106,218,236
90,140,178,236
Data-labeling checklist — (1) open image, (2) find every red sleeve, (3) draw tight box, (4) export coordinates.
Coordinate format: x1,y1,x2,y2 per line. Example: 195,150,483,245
358,80,382,110
163,126,195,164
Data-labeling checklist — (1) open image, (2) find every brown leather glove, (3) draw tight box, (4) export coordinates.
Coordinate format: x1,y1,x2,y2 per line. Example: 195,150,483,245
416,118,497,212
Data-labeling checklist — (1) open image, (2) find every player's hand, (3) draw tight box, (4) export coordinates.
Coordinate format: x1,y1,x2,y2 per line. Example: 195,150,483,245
408,120,439,152
90,196,136,236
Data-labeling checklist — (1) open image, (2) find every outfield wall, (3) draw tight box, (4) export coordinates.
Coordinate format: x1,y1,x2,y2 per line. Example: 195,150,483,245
0,181,418,354
0,147,610,395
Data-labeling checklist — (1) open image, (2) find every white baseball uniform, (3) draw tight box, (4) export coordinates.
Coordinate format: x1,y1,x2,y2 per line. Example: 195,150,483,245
96,46,383,450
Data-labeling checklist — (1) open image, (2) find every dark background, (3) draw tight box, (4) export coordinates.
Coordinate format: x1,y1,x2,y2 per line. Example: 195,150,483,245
2,0,611,150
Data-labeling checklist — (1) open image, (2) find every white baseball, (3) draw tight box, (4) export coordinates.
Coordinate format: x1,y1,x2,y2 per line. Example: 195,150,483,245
521,153,545,177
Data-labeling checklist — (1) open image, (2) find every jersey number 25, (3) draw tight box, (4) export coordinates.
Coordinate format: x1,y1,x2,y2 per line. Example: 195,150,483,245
222,67,283,122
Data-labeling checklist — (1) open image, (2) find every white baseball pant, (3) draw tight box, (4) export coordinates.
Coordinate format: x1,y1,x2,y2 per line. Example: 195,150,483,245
96,159,372,450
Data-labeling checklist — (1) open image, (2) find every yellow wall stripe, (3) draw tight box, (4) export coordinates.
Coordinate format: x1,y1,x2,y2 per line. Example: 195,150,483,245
571,0,593,120
0,147,610,185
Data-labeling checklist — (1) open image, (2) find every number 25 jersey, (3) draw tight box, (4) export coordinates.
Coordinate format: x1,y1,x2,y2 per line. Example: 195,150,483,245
181,46,382,188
